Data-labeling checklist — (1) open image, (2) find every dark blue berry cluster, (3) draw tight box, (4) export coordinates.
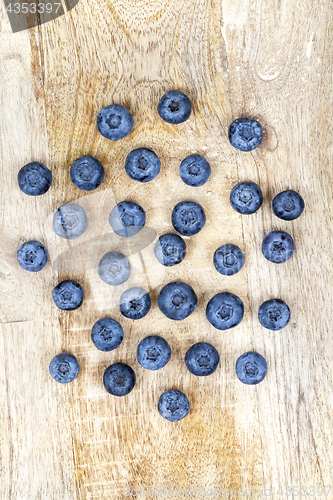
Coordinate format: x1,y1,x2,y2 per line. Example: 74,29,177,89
17,92,305,420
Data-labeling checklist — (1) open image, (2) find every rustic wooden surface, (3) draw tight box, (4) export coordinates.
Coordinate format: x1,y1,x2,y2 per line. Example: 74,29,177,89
1,0,333,498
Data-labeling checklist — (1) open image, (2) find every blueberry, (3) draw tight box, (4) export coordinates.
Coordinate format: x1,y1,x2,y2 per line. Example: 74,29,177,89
103,363,135,396
70,155,104,191
17,240,48,272
49,353,79,384
97,104,133,141
214,244,244,276
206,292,244,330
262,231,295,264
91,317,124,351
179,155,211,187
158,281,197,321
154,233,186,267
258,298,291,330
137,336,171,371
52,280,84,310
185,342,220,377
98,251,131,286
235,351,267,385
172,201,206,236
125,148,161,183
109,201,146,238
230,182,263,215
53,203,88,239
119,287,151,320
158,390,190,422
18,161,52,196
158,90,192,124
272,190,305,221
228,118,263,152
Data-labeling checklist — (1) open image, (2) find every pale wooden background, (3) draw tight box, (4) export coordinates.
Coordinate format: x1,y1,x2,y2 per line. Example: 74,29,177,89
0,0,333,498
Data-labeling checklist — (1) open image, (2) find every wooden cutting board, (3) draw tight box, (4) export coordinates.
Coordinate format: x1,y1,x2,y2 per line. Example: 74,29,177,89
1,0,333,498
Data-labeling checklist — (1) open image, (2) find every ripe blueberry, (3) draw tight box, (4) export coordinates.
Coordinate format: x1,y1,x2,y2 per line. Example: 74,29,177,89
228,118,263,152
262,231,294,264
70,155,104,191
119,287,151,320
172,201,206,236
158,90,191,124
52,280,84,310
49,353,79,383
206,292,244,330
17,240,48,272
137,336,171,371
158,281,197,321
272,190,304,221
179,154,211,187
109,201,146,238
230,182,263,215
125,148,161,183
91,318,124,351
18,161,52,196
103,363,135,396
154,233,186,267
97,104,133,141
258,298,291,330
53,203,88,239
158,390,190,422
214,244,244,276
98,251,131,286
185,342,220,377
235,351,267,385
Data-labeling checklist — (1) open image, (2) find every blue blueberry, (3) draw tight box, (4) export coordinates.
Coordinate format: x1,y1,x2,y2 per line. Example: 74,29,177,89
230,182,263,215
103,363,135,396
91,317,124,351
98,251,131,286
119,287,151,320
158,390,190,422
17,240,48,272
97,104,133,141
179,155,211,187
154,233,186,267
109,201,146,238
258,299,291,331
206,292,244,330
53,203,88,239
172,201,206,236
158,281,197,321
228,118,263,152
49,353,79,384
185,342,220,377
262,231,295,264
125,148,161,183
52,280,84,310
214,244,244,276
235,351,267,385
158,90,191,124
18,161,52,196
70,155,104,191
137,336,171,371
272,190,305,221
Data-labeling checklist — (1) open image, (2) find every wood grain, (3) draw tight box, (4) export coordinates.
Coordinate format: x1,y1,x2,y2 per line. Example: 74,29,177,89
0,0,333,498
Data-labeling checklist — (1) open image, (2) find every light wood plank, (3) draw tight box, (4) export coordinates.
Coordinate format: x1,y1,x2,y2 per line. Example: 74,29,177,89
0,0,332,498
